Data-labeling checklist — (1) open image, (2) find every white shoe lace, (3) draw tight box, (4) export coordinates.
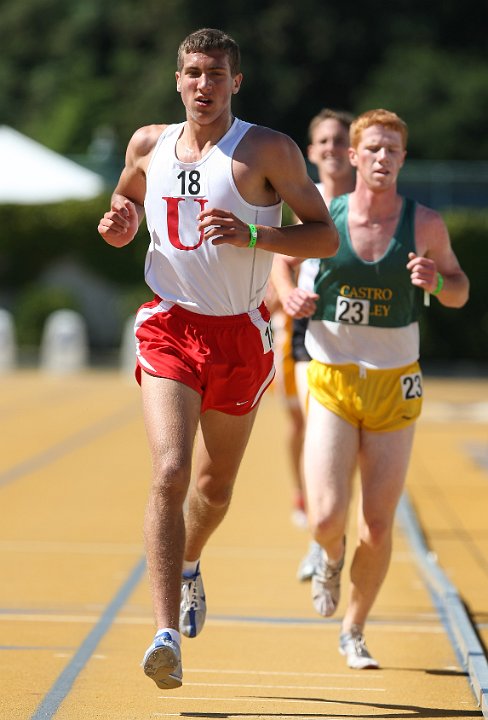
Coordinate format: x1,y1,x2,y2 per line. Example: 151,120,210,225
181,575,201,611
347,626,371,658
352,634,369,657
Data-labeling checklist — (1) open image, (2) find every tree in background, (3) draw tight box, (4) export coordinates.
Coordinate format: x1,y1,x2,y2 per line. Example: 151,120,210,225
0,0,486,160
355,45,488,160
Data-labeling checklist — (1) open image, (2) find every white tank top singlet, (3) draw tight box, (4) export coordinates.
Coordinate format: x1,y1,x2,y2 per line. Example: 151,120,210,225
143,118,283,315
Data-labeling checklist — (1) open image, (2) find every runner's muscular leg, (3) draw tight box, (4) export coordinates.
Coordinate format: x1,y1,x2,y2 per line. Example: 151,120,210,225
141,372,201,630
342,423,416,631
304,396,359,563
184,405,260,561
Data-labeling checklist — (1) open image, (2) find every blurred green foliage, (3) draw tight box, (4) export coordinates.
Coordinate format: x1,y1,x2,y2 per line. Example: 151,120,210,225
0,196,151,348
14,285,80,346
0,0,486,159
0,196,145,289
420,210,488,362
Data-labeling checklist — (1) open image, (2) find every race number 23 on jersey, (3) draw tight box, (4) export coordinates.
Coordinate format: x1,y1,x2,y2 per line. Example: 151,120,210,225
335,296,369,325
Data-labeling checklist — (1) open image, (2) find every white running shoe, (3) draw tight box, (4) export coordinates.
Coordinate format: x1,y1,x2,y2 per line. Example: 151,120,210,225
339,625,379,669
142,631,182,689
296,540,323,582
179,562,206,638
311,541,345,617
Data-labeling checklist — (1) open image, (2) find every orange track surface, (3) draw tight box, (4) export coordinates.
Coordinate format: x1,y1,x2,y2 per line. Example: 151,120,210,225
0,370,486,719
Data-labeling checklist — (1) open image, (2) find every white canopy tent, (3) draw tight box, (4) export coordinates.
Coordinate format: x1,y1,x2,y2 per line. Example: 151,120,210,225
0,125,105,204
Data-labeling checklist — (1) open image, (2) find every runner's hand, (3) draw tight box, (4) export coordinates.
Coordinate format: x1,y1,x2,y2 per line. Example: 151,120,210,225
198,208,252,247
98,198,140,246
407,252,438,293
282,287,319,319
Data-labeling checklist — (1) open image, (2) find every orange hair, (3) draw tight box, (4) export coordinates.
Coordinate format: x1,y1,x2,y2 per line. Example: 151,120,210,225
350,109,408,149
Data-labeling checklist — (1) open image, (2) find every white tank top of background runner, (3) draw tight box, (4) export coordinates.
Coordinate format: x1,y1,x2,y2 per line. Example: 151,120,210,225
144,118,283,315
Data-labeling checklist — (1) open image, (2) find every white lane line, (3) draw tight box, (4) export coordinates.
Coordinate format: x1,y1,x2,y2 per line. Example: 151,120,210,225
0,613,443,633
206,618,443,632
182,682,385,692
187,668,378,678
0,541,411,559
0,540,143,555
154,695,380,705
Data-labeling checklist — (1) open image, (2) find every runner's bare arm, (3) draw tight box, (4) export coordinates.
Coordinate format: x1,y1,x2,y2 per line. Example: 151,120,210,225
270,254,319,319
407,206,469,308
97,125,164,248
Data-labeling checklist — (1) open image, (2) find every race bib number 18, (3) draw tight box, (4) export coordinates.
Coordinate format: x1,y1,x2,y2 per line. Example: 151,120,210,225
170,166,207,198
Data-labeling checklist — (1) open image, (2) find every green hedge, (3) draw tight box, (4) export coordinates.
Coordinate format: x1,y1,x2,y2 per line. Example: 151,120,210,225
419,210,488,362
0,198,486,362
14,285,80,346
0,195,146,288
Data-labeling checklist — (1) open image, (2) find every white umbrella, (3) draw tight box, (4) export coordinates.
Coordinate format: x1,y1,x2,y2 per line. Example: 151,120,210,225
0,125,105,204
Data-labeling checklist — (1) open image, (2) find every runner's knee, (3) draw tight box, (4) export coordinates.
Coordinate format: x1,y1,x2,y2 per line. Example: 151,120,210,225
150,457,191,505
195,476,234,509
310,513,345,545
359,517,392,548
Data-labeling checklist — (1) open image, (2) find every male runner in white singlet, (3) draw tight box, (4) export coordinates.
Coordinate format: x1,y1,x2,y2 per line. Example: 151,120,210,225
98,28,338,690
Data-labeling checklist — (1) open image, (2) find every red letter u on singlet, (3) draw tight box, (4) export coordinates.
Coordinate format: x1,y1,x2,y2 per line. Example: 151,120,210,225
163,197,208,251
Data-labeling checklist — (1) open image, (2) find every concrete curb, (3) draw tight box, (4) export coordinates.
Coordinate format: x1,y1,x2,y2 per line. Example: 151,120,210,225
398,491,488,716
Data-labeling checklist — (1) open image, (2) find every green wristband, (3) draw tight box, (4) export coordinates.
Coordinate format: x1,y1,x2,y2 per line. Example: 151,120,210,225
248,223,258,248
432,272,444,295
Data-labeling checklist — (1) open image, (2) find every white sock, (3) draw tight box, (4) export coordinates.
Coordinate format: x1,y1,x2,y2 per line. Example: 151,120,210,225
182,559,200,577
156,627,181,645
